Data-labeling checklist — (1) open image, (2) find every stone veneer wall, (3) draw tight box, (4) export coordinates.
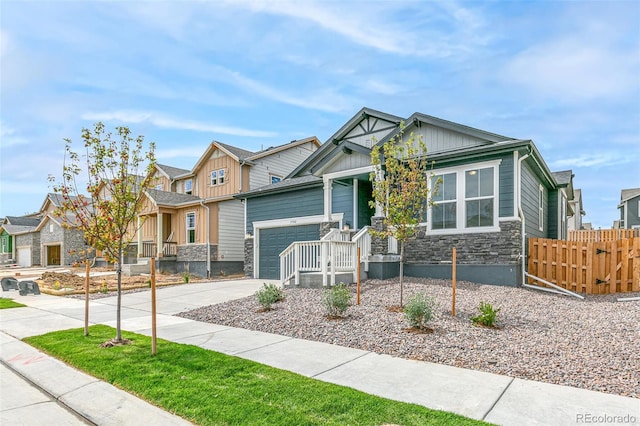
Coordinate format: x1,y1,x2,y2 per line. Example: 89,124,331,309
370,216,389,256
176,244,217,262
403,220,521,265
319,221,339,238
64,228,91,265
244,237,254,277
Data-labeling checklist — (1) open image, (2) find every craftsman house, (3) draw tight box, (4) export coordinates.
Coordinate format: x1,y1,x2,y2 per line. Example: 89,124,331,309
239,107,575,287
136,137,320,277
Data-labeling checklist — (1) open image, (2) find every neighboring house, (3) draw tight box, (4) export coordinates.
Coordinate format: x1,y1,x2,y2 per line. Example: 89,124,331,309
618,188,640,229
0,214,42,266
137,137,320,277
550,170,576,239
568,188,585,231
35,193,91,266
239,107,575,287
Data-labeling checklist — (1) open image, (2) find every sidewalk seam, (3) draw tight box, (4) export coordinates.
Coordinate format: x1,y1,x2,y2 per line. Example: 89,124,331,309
311,351,372,378
0,358,96,425
233,335,295,355
481,376,514,421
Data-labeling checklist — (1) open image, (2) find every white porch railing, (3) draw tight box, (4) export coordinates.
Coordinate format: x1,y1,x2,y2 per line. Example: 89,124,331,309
280,227,372,286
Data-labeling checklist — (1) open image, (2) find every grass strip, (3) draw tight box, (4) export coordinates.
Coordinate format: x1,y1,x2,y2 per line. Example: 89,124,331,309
0,298,26,309
25,325,490,426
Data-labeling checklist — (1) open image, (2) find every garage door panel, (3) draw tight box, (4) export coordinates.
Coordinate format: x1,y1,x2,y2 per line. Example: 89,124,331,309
258,224,320,279
17,247,31,267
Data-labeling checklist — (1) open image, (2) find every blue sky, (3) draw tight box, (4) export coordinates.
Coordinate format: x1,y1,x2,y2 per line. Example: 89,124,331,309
1,1,638,229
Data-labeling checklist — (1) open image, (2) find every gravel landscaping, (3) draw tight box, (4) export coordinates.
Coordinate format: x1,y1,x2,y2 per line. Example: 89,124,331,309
178,278,640,399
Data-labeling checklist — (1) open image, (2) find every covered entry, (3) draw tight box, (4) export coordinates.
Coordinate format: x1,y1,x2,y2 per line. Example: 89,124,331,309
258,224,320,279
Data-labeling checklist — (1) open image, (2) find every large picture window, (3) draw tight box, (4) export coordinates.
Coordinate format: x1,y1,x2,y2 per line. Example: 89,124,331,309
186,212,196,244
427,160,500,234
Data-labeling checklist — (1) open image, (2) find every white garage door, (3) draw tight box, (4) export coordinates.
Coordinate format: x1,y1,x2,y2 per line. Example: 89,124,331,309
17,247,31,267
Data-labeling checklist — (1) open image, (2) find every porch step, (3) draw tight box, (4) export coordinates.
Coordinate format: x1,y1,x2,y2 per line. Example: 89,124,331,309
285,272,355,289
122,261,150,276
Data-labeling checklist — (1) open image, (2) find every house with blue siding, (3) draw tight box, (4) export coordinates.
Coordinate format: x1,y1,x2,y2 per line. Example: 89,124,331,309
239,107,574,287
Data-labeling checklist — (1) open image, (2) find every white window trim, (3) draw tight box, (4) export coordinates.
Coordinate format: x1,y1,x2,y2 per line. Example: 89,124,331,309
186,211,196,244
425,159,501,235
637,199,640,218
210,168,226,186
538,184,545,232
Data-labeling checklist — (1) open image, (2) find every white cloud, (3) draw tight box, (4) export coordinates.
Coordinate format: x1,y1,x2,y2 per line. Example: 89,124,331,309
503,37,639,101
81,111,277,138
0,121,29,147
550,153,634,169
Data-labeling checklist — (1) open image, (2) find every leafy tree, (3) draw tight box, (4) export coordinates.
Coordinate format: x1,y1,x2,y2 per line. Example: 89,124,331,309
369,124,432,307
50,122,156,342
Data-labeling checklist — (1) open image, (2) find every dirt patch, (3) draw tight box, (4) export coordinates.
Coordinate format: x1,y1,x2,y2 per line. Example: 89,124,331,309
36,269,201,295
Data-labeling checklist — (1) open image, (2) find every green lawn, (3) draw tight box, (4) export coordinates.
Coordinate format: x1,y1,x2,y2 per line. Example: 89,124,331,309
0,298,26,309
25,325,490,426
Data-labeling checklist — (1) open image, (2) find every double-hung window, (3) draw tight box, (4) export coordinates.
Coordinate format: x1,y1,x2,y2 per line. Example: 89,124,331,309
427,160,500,234
184,179,192,195
186,212,196,244
210,169,226,186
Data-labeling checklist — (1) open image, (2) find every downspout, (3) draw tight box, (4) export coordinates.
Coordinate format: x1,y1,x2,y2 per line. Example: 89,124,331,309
518,149,583,298
517,150,531,287
200,200,211,279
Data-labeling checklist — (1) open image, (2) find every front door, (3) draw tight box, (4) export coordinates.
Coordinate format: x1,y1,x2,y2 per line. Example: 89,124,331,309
47,245,61,266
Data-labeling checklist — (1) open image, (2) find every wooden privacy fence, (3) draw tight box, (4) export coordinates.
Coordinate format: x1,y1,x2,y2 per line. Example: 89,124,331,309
528,237,640,294
568,228,640,242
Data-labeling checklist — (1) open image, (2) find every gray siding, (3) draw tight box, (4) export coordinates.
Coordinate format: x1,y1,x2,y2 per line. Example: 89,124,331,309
331,181,354,227
548,189,558,239
625,195,640,228
248,142,317,190
218,199,244,261
521,161,547,238
323,151,371,175
412,123,491,155
499,153,514,217
246,187,324,233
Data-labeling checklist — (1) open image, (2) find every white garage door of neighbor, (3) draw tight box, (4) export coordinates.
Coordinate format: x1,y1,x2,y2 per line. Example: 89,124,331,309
17,247,31,267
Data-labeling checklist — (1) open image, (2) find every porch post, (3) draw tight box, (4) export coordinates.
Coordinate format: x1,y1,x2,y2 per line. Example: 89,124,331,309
137,216,143,257
156,213,163,258
352,178,358,230
323,177,332,221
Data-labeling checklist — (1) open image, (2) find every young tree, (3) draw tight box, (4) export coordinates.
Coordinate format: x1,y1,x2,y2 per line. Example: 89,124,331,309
50,122,156,343
369,124,433,307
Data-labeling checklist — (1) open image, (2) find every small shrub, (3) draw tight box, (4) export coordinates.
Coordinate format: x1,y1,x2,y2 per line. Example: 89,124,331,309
53,281,61,290
183,263,190,283
255,283,284,311
471,301,500,327
403,293,436,329
323,283,352,318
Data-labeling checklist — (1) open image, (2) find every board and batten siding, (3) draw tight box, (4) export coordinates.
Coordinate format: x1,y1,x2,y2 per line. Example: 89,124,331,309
322,151,372,175
190,150,241,199
246,187,324,234
498,153,514,218
217,200,244,261
248,142,318,190
331,181,354,227
521,161,547,238
412,124,491,155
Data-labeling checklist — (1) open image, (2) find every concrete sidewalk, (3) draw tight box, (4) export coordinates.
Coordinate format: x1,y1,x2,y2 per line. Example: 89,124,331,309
2,279,639,426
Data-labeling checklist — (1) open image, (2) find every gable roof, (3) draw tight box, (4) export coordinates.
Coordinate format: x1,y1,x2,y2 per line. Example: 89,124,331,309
5,216,41,227
619,188,640,205
288,107,402,178
216,141,255,161
236,175,323,199
376,112,513,147
247,136,321,161
551,170,573,186
144,189,202,207
156,163,191,180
